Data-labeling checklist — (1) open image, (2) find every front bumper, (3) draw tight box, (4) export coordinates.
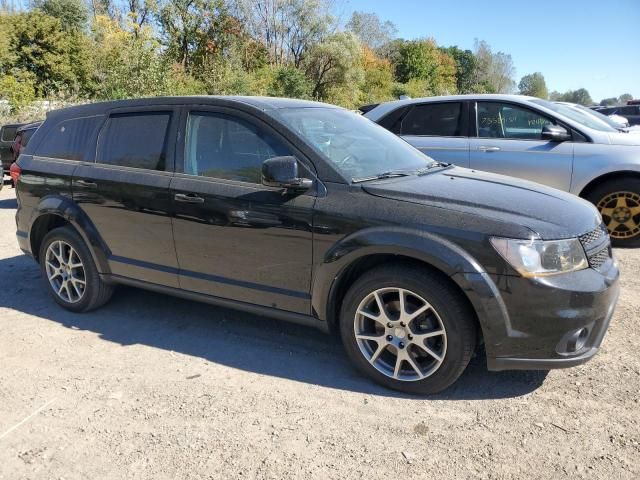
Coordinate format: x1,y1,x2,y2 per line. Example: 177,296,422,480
454,257,620,371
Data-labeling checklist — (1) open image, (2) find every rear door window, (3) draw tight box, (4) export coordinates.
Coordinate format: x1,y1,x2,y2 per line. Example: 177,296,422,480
34,116,103,161
401,103,464,136
97,112,170,171
1,126,18,142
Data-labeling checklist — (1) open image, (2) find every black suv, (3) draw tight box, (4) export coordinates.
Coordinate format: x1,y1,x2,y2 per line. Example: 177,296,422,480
1,122,24,173
14,97,620,394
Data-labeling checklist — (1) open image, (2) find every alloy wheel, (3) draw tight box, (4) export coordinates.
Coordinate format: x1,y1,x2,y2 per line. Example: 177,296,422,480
353,287,447,381
45,240,86,303
597,191,640,240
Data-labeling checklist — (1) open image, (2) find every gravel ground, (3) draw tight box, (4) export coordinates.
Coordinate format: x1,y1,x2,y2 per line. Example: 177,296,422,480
0,181,638,479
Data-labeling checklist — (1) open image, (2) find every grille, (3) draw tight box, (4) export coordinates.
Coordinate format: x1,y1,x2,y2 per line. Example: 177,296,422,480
588,246,611,269
579,224,606,247
578,224,611,270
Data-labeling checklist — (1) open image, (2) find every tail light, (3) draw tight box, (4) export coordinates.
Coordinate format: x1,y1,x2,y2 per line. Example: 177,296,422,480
9,162,21,186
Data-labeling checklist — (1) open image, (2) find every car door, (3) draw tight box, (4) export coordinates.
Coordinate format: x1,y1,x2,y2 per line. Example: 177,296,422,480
72,107,180,287
469,101,573,191
394,102,470,167
170,107,315,314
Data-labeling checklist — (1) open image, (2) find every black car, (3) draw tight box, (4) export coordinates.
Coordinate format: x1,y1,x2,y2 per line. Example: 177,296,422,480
14,97,620,394
1,122,24,174
598,104,640,126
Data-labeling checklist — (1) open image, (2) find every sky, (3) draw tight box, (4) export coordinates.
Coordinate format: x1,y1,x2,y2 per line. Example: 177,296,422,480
342,0,639,102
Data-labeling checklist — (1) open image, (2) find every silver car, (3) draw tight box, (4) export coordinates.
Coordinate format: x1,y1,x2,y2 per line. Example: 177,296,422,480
364,94,640,247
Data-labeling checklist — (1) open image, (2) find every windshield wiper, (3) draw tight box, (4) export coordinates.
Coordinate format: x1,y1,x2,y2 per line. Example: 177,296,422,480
416,162,451,174
352,170,415,183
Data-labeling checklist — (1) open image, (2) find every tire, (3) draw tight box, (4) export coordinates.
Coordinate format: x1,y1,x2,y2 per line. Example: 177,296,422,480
339,265,477,395
586,178,640,248
39,226,114,312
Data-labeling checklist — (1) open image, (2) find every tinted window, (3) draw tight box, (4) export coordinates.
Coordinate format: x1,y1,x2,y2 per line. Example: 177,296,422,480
21,128,37,147
1,126,18,142
618,106,637,115
35,116,103,161
477,102,554,140
185,112,291,183
401,103,463,136
97,113,170,170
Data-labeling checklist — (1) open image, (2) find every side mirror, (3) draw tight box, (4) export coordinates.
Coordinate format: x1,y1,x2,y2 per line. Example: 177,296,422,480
262,156,312,191
541,124,571,142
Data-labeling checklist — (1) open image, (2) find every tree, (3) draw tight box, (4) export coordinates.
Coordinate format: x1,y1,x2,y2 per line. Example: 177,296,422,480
518,72,548,98
268,65,311,98
303,31,363,102
551,88,593,106
346,11,397,51
441,46,476,94
232,0,334,67
394,39,456,95
359,46,394,104
619,93,633,104
32,0,89,31
600,97,618,106
472,39,515,94
7,11,82,97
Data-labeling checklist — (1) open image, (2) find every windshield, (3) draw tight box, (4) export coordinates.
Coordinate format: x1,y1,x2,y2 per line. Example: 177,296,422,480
571,104,627,129
276,107,434,181
531,99,617,132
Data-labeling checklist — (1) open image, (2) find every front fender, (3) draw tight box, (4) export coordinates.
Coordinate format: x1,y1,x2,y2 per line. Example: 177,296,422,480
311,226,510,362
27,195,111,274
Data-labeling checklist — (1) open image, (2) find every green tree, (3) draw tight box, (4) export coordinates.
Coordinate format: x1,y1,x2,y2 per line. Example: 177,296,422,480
303,31,363,102
32,0,88,31
619,93,633,104
395,39,456,95
518,72,548,98
441,46,476,93
600,97,618,106
8,11,81,96
551,88,593,106
268,66,312,98
0,73,36,112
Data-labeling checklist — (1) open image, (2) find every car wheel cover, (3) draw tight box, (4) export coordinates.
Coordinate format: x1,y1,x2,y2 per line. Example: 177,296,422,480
45,240,86,303
598,191,640,239
353,287,447,382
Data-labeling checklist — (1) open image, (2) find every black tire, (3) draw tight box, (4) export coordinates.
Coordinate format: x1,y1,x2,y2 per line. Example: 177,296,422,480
586,178,640,248
39,226,114,312
339,265,477,395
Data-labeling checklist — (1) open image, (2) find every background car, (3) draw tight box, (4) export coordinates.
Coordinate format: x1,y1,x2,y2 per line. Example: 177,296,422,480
598,104,640,126
0,122,24,174
11,121,42,162
364,94,640,247
555,101,630,130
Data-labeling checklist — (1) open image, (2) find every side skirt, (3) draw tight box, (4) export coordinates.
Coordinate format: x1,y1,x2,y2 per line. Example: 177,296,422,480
102,274,329,333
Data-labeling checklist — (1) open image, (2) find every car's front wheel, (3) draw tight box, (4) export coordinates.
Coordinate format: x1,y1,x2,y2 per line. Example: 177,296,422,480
339,265,477,395
39,226,114,312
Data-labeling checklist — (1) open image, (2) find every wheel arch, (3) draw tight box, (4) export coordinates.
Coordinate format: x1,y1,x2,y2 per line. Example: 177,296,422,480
28,195,110,273
578,170,640,200
312,227,490,344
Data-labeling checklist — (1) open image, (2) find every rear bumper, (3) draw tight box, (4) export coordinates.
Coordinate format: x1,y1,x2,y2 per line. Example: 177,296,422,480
453,258,620,371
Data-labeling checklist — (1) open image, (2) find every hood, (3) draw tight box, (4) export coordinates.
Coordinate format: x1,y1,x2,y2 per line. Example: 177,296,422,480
607,131,640,145
362,166,601,240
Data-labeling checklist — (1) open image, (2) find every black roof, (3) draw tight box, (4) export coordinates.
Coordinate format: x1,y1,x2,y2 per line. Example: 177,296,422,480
46,96,340,120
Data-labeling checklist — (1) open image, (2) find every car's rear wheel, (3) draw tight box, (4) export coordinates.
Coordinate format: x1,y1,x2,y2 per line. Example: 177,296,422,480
587,178,640,248
339,265,477,394
39,226,114,312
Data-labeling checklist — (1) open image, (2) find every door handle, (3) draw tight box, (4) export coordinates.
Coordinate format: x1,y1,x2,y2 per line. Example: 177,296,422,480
478,146,501,152
174,193,205,204
76,179,97,188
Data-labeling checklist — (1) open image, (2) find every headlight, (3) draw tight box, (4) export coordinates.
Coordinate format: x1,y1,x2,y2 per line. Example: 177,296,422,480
490,237,588,277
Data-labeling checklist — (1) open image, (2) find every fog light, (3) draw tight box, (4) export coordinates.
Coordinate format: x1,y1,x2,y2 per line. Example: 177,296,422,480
567,328,589,353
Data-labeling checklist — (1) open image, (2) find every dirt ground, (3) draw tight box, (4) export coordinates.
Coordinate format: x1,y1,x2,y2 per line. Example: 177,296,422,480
0,180,638,480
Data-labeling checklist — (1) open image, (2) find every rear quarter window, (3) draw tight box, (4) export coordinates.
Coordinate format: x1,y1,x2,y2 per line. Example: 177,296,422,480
34,116,104,161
